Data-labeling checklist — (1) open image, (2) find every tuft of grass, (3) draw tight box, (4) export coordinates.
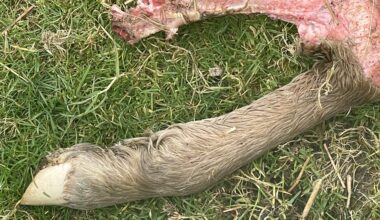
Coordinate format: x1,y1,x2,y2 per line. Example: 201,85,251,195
1,1,379,219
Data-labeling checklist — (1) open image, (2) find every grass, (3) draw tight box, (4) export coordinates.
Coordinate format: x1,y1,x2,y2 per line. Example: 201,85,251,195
1,0,379,219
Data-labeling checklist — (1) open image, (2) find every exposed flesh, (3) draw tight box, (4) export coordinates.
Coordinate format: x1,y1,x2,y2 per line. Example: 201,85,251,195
111,0,380,86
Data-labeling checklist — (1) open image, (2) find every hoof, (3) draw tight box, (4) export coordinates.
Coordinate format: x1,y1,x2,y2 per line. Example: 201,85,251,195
21,163,71,206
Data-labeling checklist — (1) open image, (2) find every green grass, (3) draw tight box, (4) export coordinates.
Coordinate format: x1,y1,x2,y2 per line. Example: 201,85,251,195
1,1,379,219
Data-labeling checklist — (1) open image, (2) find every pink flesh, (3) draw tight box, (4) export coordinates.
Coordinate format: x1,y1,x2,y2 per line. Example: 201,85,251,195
111,0,380,87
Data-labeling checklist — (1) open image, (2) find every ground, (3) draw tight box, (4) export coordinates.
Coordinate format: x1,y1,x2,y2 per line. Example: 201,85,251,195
1,1,380,219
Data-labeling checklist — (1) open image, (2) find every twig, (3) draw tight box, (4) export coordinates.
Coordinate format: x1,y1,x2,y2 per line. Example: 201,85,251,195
288,157,311,193
346,175,352,208
323,143,345,189
2,5,35,35
301,179,323,220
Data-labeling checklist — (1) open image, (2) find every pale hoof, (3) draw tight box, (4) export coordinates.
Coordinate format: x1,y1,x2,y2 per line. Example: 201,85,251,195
21,163,71,206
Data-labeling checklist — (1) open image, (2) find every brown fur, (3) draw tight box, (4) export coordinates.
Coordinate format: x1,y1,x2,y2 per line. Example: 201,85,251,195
42,43,380,209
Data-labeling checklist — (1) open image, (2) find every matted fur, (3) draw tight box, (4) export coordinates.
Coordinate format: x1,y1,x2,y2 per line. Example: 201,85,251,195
38,43,380,209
